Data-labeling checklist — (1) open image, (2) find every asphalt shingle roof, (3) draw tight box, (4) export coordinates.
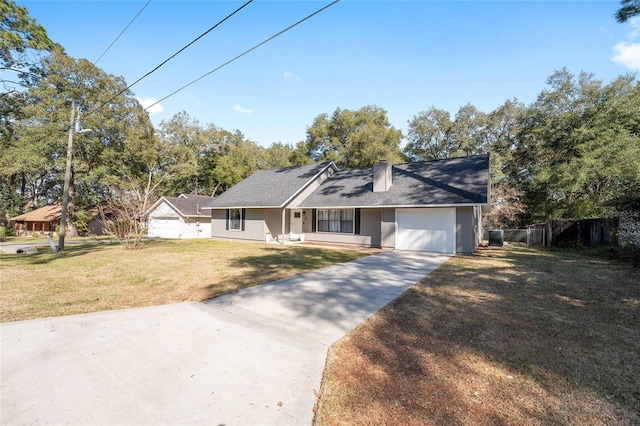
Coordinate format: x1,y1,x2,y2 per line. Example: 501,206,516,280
10,205,61,222
298,155,489,208
204,162,334,208
164,195,214,217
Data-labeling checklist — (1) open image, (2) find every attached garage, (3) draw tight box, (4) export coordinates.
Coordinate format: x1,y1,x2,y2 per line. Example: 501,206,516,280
148,217,181,238
144,194,214,239
395,208,456,253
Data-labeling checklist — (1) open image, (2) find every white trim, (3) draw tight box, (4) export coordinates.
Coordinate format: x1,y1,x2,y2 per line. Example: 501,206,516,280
206,203,487,210
279,162,337,208
228,208,243,231
144,196,212,218
290,209,303,235
204,205,281,210
300,203,486,209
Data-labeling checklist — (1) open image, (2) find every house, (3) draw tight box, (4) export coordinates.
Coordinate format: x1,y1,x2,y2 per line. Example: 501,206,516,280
203,155,490,254
82,207,115,237
145,194,214,239
9,205,61,236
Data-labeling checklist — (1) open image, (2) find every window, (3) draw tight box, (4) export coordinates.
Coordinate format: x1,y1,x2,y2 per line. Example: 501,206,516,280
317,209,353,233
228,208,242,231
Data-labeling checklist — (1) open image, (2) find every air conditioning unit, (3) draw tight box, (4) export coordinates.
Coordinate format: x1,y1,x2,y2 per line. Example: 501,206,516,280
488,230,504,247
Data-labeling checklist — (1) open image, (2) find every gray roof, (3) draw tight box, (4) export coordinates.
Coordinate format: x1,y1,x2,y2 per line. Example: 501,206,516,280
298,155,489,208
204,162,335,209
149,194,214,217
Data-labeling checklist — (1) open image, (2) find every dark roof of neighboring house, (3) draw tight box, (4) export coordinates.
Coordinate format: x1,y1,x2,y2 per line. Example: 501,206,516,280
10,205,61,222
203,162,335,209
147,194,214,218
298,155,490,208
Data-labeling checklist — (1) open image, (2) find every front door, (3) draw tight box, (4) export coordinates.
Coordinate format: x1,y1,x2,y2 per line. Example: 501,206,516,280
290,210,303,236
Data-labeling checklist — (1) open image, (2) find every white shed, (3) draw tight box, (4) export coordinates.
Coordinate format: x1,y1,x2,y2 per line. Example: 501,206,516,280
145,194,213,239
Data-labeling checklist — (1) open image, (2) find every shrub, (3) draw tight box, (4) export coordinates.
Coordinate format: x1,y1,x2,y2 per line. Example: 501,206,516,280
586,245,640,268
614,210,640,248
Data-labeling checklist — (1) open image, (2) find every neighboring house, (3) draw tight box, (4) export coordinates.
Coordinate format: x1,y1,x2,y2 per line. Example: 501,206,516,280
203,155,490,254
9,205,61,236
82,208,114,237
145,194,214,239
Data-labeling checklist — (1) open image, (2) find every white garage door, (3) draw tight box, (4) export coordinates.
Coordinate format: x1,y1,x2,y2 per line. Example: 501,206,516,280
396,208,456,253
148,217,181,238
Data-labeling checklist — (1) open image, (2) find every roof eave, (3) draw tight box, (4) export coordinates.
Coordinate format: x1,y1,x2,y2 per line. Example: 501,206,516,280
202,205,283,210
298,202,488,209
278,161,337,208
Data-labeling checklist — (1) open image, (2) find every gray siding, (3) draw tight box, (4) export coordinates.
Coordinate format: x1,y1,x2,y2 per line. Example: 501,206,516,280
300,207,381,247
264,209,283,239
456,206,474,253
361,208,381,247
305,233,372,246
211,208,267,241
381,208,395,249
473,205,482,247
301,209,313,233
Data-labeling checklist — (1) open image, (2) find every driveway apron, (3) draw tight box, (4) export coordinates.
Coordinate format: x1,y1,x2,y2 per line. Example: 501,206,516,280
1,251,449,425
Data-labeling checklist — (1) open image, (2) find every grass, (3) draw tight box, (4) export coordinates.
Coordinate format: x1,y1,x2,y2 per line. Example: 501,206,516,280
314,244,640,425
0,239,368,322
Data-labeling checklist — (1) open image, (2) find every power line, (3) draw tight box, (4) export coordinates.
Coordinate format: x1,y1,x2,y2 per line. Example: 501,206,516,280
144,0,340,113
95,0,152,65
84,0,254,120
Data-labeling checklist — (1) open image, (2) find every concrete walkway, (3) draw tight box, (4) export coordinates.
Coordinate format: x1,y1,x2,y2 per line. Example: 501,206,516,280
1,251,449,425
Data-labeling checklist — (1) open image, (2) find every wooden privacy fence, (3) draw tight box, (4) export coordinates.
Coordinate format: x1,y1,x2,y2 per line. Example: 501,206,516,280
527,218,616,248
486,218,617,248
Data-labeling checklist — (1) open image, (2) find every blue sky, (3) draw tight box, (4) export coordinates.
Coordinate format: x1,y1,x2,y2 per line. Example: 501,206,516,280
16,1,640,147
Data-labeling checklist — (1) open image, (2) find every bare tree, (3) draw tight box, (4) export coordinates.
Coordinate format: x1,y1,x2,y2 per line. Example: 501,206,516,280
100,174,162,249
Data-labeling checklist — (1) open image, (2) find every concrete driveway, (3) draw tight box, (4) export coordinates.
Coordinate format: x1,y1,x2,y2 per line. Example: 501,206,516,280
1,251,449,425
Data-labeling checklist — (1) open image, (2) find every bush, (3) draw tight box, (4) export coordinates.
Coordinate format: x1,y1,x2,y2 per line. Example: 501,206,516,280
614,210,640,248
588,245,640,268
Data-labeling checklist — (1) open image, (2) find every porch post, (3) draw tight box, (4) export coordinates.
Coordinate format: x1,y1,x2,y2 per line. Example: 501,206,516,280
281,208,286,244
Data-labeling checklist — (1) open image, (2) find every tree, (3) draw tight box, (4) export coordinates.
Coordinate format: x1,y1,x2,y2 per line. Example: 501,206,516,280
404,104,489,162
212,138,267,192
101,114,182,248
1,0,61,223
158,111,228,196
404,107,453,161
450,103,488,156
1,0,61,94
304,105,404,169
514,69,640,222
2,50,155,235
483,182,526,229
615,0,640,22
483,99,528,227
288,141,313,165
264,142,294,169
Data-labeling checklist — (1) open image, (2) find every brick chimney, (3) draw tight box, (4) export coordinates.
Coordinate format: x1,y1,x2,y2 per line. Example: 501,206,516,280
373,161,392,192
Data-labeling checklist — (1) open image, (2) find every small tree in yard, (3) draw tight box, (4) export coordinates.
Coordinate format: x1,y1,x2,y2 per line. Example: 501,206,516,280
483,182,527,229
101,176,159,249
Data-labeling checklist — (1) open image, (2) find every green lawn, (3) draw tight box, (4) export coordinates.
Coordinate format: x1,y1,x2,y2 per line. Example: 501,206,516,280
1,239,368,322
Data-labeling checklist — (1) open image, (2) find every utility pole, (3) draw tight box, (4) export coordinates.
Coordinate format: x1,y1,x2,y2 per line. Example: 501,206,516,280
58,101,91,251
58,101,76,251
